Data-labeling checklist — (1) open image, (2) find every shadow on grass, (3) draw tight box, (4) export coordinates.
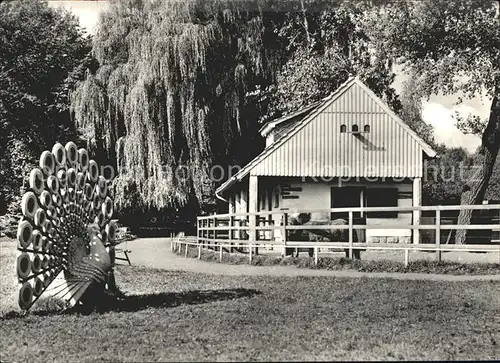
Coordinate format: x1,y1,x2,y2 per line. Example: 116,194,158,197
106,288,262,313
2,288,262,319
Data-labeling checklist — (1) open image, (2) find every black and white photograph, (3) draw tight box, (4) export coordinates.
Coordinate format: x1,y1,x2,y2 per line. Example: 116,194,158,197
1,0,499,361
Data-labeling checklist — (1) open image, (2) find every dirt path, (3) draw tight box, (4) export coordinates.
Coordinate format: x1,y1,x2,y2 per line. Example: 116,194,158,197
125,238,500,281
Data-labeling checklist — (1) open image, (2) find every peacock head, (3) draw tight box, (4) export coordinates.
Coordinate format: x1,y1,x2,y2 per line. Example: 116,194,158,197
87,223,101,239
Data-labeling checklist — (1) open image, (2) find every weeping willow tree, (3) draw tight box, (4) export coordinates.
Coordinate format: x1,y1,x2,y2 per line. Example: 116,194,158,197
71,0,295,211
71,0,397,214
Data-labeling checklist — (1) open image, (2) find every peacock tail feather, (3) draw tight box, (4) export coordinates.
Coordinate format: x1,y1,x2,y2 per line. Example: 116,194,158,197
16,142,118,310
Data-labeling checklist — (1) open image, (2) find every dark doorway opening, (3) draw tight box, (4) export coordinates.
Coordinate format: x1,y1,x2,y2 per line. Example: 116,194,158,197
330,187,364,220
331,186,367,242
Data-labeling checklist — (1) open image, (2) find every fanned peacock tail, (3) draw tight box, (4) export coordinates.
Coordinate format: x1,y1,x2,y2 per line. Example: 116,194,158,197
16,142,118,310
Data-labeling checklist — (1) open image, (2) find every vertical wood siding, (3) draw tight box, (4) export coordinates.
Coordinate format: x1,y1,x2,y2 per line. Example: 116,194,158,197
251,82,423,178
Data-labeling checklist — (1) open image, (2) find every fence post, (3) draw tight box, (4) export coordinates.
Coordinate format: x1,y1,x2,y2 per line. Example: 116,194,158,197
206,218,210,249
219,244,223,262
235,218,240,246
202,219,205,246
348,211,353,260
249,243,253,264
255,217,260,256
200,219,204,247
208,217,212,249
436,209,441,262
281,212,288,257
198,244,201,259
185,242,188,258
314,245,318,266
204,218,208,246
196,219,200,249
230,215,234,252
204,218,208,248
404,248,409,267
213,216,217,250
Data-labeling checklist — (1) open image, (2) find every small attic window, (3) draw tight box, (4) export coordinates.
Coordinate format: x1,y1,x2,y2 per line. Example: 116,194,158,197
352,124,359,133
364,125,371,133
340,124,346,133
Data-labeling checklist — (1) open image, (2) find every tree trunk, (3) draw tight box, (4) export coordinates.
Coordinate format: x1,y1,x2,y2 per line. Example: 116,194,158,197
300,0,311,46
455,89,500,244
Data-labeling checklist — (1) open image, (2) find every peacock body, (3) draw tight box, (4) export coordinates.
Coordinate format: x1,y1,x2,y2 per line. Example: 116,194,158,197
16,142,117,310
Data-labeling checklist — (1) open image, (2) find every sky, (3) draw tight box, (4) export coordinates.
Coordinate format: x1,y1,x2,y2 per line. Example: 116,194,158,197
392,73,489,153
47,0,489,153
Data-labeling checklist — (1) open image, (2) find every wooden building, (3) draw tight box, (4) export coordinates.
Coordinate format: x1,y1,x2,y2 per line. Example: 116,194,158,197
215,77,437,244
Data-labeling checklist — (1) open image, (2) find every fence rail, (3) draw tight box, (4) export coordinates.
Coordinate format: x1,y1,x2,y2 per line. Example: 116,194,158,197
197,203,500,220
189,204,500,266
171,239,500,267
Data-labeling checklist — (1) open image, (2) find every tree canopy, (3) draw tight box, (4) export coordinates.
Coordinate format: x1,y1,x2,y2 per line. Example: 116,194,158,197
365,0,500,243
250,1,401,123
72,0,402,212
366,0,499,99
423,145,474,206
0,0,92,214
398,74,435,148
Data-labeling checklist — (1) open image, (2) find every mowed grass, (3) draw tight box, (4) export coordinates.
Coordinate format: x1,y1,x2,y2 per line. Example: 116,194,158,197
1,238,500,361
0,238,20,314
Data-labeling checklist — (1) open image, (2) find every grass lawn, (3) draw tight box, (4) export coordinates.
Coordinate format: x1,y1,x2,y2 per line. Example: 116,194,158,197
1,270,499,360
2,237,500,361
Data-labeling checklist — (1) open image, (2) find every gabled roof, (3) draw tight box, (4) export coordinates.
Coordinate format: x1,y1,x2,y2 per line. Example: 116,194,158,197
216,77,437,200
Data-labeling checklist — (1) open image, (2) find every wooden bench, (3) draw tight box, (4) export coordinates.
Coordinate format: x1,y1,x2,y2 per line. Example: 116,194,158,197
114,225,135,265
115,248,132,265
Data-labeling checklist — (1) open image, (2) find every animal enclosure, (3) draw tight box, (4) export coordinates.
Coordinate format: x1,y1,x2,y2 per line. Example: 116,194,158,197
192,204,500,266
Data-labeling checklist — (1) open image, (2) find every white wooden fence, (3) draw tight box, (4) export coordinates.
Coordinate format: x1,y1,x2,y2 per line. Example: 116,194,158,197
173,204,500,266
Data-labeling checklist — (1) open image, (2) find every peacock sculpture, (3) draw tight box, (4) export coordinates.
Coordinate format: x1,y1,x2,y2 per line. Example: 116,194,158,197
16,142,118,310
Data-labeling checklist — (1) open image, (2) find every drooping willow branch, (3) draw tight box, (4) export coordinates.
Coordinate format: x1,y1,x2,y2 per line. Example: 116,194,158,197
71,0,289,210
70,0,394,211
